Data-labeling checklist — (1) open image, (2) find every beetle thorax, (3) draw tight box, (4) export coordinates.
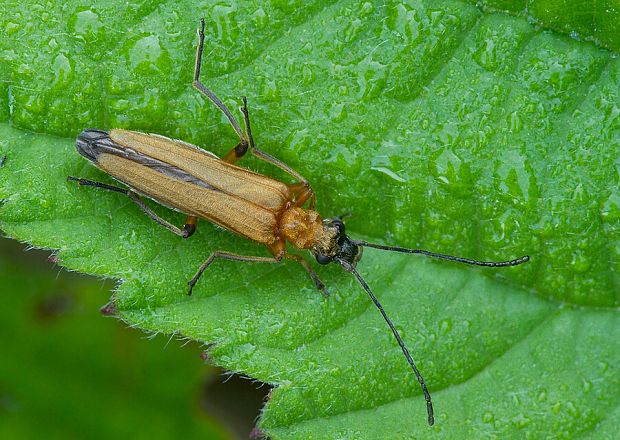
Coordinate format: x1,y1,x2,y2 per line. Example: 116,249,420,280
280,207,334,251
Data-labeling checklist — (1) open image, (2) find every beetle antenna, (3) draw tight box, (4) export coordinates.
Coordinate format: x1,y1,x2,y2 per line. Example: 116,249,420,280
352,240,529,267
336,258,434,426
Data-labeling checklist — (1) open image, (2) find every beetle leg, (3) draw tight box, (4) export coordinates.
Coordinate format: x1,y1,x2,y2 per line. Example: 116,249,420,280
239,96,312,181
193,20,318,205
222,140,249,164
67,176,127,194
193,18,247,144
67,176,196,238
285,254,329,296
188,251,283,295
182,215,198,237
238,96,318,208
126,192,198,238
288,182,316,209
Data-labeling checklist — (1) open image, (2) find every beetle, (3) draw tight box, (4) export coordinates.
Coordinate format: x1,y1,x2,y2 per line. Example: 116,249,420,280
68,19,529,426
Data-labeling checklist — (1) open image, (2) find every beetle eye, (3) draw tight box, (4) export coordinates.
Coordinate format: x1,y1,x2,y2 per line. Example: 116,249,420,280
315,254,331,265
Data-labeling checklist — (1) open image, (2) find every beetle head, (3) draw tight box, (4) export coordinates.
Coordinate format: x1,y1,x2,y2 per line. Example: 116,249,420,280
312,217,363,267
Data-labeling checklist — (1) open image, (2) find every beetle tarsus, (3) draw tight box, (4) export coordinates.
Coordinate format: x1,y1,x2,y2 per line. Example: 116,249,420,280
67,176,128,194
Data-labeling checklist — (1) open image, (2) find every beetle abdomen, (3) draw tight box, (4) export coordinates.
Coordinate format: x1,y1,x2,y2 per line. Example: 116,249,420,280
74,129,285,244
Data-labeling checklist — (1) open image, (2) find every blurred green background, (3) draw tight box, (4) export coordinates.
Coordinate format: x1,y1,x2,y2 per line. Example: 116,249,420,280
0,237,268,439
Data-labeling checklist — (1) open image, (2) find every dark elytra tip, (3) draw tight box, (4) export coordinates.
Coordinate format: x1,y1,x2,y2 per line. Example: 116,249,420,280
100,301,118,316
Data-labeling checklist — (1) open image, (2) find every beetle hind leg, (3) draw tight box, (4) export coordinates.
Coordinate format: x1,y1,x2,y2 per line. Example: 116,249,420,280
68,176,197,238
188,251,283,295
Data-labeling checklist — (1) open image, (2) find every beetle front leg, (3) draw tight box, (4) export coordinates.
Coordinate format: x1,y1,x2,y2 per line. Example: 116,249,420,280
193,19,247,144
288,182,316,209
285,254,329,296
238,97,313,185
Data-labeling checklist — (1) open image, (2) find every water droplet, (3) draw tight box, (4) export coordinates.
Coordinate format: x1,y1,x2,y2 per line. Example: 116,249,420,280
128,35,163,75
438,318,452,335
600,191,620,223
370,153,406,183
582,379,592,393
482,412,494,423
473,37,497,70
356,56,387,100
261,78,279,101
329,103,346,123
69,10,103,43
507,111,523,132
566,401,580,418
342,19,363,43
493,150,536,203
52,53,72,88
252,8,268,29
212,4,236,43
359,2,374,17
5,22,20,36
511,413,530,428
570,250,591,273
429,148,462,186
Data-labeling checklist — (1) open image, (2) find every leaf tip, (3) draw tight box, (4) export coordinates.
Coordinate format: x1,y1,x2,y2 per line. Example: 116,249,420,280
100,300,118,316
249,427,266,439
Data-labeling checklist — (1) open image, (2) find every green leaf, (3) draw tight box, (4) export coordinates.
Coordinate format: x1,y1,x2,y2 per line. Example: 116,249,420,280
470,0,620,53
1,1,618,438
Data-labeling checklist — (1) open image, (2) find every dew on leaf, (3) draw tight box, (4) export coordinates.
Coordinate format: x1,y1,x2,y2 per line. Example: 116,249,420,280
52,53,72,88
600,191,620,223
582,379,592,393
128,35,166,76
252,8,268,29
5,22,20,35
511,412,531,428
473,37,497,71
212,4,237,44
438,318,452,335
565,401,580,418
482,411,495,423
328,103,346,123
69,10,103,43
47,37,58,50
570,250,591,273
430,148,464,186
356,56,387,101
507,110,523,133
